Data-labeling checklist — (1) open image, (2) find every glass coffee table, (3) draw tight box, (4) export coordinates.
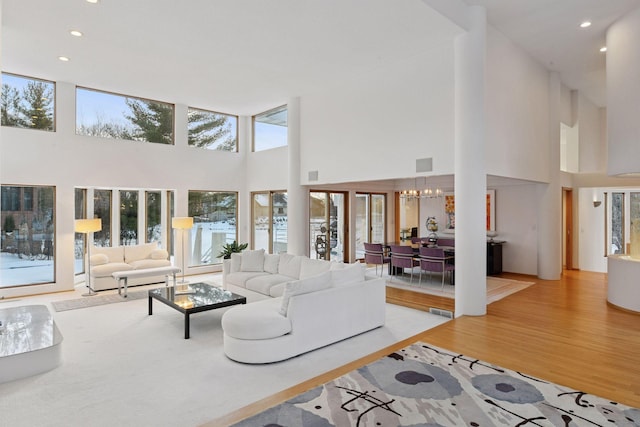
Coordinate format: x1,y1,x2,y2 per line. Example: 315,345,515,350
148,282,246,339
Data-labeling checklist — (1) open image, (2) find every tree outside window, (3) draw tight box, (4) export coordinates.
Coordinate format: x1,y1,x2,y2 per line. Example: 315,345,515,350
1,73,55,131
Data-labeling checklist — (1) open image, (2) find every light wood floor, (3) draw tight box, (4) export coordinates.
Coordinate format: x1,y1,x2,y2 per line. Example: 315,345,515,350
207,270,640,426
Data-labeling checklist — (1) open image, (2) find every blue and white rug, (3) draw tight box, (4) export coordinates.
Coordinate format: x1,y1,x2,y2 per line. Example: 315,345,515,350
232,343,639,426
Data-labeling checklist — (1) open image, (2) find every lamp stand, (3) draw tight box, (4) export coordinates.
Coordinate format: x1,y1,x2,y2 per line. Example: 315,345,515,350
82,239,97,297
176,227,193,294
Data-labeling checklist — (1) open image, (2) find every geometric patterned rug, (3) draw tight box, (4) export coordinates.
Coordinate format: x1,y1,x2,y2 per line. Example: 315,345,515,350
231,343,640,426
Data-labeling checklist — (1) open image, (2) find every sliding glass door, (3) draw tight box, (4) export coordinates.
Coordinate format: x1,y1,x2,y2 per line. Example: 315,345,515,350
252,191,288,253
310,191,347,261
355,193,386,259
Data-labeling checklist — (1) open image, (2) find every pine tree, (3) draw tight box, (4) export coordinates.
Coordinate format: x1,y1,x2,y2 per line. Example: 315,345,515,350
187,109,235,150
21,81,54,130
1,84,27,127
125,98,174,144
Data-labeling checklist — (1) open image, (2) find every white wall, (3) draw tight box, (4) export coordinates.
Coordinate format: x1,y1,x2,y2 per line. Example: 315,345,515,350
578,187,607,273
485,27,550,183
299,42,456,185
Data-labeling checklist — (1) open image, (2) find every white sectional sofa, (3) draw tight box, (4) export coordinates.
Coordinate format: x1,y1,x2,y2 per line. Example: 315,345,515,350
89,242,172,291
221,250,386,364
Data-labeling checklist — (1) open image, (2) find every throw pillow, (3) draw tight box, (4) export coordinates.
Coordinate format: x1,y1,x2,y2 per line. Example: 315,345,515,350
299,257,331,279
90,253,109,266
278,253,302,278
263,253,280,274
150,249,169,260
241,249,265,272
279,271,332,316
331,262,365,287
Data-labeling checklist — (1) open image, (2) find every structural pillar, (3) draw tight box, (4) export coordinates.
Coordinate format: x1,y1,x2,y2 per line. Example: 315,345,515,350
536,72,562,280
454,6,487,316
287,97,307,255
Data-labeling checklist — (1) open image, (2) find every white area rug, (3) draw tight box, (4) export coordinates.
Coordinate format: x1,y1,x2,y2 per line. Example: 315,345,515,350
376,267,533,304
0,281,449,427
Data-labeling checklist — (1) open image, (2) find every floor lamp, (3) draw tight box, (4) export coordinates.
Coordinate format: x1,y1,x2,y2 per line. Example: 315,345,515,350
75,218,102,297
172,217,193,287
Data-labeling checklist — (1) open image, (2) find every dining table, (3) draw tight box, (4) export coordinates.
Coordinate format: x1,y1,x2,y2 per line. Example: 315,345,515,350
383,241,455,284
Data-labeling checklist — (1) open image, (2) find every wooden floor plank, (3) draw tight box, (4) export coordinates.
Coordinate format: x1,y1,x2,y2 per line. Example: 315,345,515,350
206,270,640,426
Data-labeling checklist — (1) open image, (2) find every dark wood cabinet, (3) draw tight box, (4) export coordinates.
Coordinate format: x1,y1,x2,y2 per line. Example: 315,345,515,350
487,241,503,275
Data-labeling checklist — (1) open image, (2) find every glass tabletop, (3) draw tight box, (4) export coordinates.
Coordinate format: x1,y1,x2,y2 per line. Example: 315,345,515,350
148,282,245,311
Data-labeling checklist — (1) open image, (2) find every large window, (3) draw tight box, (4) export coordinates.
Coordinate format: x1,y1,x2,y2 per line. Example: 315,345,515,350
94,190,112,247
252,191,287,253
188,107,238,151
188,191,238,266
1,185,55,288
74,188,87,275
76,87,174,144
611,192,625,255
1,73,55,131
119,190,138,245
146,191,162,244
253,105,287,151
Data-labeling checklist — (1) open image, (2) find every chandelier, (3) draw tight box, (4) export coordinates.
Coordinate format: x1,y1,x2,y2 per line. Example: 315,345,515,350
399,178,444,199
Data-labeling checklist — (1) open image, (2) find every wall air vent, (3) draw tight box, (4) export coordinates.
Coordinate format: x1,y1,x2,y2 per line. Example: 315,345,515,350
416,157,433,173
308,170,319,181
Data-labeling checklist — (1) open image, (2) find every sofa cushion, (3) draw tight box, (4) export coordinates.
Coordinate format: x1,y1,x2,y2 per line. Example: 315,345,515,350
246,274,293,295
92,245,124,263
269,282,287,298
331,262,365,286
225,271,270,288
90,253,109,266
241,249,265,272
263,253,280,274
129,259,172,270
222,298,291,340
230,253,242,273
91,262,133,278
279,271,332,316
299,257,331,279
124,242,158,263
278,253,302,279
150,249,169,260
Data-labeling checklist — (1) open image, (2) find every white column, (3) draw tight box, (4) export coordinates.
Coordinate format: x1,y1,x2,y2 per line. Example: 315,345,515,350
287,97,308,255
537,72,562,280
607,7,640,176
454,6,487,317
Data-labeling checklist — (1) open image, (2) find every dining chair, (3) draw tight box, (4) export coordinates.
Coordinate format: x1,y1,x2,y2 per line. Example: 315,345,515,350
389,244,419,282
363,242,390,276
436,237,455,247
418,246,455,289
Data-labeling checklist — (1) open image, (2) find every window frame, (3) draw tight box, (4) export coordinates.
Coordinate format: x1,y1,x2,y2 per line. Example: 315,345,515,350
187,106,239,152
252,104,288,152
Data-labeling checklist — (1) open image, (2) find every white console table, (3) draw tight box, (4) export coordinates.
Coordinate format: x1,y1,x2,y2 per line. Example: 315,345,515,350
607,255,640,313
0,305,63,383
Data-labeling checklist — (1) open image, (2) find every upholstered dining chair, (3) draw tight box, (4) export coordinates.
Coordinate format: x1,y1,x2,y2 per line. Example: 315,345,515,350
418,246,455,290
436,237,455,247
363,242,390,276
389,244,419,282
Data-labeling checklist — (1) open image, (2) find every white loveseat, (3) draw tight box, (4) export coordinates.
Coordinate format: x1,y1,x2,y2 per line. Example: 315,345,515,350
221,250,386,364
89,242,172,291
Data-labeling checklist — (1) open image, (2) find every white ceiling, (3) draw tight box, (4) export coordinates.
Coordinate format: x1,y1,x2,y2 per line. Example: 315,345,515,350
2,0,639,116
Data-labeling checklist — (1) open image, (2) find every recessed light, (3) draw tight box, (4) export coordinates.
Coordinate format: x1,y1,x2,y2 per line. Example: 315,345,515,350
58,56,70,62
600,46,607,52
86,0,98,3
70,30,83,37
580,21,592,28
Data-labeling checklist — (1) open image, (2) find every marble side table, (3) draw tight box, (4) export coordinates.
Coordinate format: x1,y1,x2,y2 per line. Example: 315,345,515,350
0,305,63,383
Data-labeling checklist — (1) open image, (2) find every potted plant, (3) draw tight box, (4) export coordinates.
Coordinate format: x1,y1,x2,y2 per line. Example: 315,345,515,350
218,240,248,259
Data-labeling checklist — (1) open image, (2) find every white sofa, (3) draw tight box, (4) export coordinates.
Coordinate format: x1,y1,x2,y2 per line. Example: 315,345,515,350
221,250,386,364
89,242,172,291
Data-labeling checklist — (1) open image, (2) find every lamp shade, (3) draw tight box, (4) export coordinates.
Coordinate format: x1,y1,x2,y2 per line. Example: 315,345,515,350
172,217,193,230
75,218,102,233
